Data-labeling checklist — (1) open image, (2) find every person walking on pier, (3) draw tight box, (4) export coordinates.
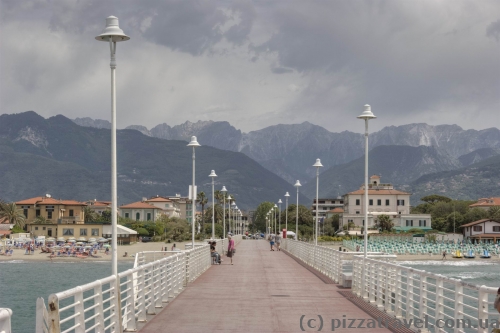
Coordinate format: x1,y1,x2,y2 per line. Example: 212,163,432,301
275,232,281,251
227,235,235,265
442,250,446,260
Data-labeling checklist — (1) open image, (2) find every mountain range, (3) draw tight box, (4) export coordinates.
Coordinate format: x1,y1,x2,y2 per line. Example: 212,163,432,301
1,112,308,210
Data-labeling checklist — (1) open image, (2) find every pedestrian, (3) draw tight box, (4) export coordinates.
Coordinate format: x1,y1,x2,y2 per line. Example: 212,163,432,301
442,250,446,260
269,234,275,251
227,235,235,265
275,232,281,251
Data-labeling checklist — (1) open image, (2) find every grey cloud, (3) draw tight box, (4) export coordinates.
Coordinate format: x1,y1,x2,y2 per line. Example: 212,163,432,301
486,19,500,41
271,67,293,74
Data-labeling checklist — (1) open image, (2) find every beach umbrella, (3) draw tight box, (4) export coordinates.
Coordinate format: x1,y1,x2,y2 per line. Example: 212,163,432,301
76,242,84,245
88,238,97,242
103,244,111,248
98,239,108,243
67,239,76,243
77,237,87,242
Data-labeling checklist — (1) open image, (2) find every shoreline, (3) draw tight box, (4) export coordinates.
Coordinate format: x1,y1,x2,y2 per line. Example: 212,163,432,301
0,241,192,262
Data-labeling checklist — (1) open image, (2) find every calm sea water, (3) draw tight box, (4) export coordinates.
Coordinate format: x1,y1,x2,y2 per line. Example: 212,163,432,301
399,260,500,287
0,260,133,333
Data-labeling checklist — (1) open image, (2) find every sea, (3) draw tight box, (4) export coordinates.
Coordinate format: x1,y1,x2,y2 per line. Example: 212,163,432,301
0,259,499,332
0,260,134,333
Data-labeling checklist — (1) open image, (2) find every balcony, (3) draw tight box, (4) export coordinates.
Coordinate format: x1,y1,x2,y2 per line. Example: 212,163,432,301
58,216,83,224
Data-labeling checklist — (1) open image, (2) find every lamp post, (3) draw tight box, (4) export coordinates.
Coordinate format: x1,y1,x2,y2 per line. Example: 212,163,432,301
357,104,376,258
234,205,239,234
221,186,227,238
231,201,236,234
294,180,301,239
227,195,232,235
187,136,201,248
209,170,217,239
95,16,129,276
278,199,282,236
313,159,323,246
284,192,289,238
273,204,278,235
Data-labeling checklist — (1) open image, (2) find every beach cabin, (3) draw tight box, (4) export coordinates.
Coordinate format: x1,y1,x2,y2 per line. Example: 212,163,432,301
460,219,500,242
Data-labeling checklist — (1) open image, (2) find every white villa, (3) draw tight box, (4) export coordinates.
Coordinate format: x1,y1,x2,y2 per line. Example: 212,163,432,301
460,219,500,242
341,175,432,232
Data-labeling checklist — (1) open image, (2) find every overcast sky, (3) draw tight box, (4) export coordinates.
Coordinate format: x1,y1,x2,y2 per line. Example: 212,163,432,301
1,0,499,133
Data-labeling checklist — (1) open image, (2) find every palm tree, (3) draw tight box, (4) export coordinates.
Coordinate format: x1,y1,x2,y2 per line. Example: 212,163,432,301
197,192,208,234
214,190,223,205
0,202,26,229
377,214,394,232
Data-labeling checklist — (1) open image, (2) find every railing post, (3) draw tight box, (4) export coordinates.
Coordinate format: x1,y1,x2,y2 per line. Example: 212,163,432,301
94,281,105,332
376,263,384,309
384,267,392,314
35,298,46,333
406,271,413,320
47,294,60,333
477,285,489,333
137,269,147,322
435,278,444,324
453,282,463,333
394,268,402,318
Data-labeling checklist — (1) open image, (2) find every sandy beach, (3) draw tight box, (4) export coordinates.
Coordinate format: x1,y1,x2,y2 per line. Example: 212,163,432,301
0,241,193,262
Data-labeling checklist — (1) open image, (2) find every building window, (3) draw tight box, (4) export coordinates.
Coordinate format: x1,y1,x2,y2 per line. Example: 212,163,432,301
147,213,152,221
43,227,46,230
165,204,169,208
406,220,413,227
23,209,28,218
385,200,389,206
356,211,360,214
355,199,360,205
80,229,87,236
473,226,482,232
492,226,500,232
35,227,39,230
397,200,405,206
69,210,74,217
63,228,74,236
125,212,129,218
92,228,100,236
377,199,381,206
136,212,140,221
47,211,53,219
369,199,373,206
419,220,426,227
36,209,41,217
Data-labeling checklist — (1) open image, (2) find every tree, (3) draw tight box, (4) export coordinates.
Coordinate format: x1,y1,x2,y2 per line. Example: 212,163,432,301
376,214,394,232
488,206,500,222
421,195,452,204
0,202,26,229
84,206,98,223
446,212,464,233
34,216,50,224
197,192,208,234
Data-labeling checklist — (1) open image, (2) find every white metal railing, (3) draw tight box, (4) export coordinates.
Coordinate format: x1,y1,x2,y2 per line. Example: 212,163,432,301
0,308,12,333
283,239,500,333
352,256,500,333
281,239,385,283
36,244,211,333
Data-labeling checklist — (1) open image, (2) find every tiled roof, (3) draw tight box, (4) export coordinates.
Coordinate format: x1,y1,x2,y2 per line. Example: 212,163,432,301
469,197,500,208
370,175,381,179
460,219,499,228
15,197,86,206
146,197,172,202
329,208,344,213
347,189,410,195
120,201,159,209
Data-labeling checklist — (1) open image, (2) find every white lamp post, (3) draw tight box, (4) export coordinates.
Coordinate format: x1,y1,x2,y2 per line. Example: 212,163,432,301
294,180,301,239
284,192,290,238
313,158,323,246
95,16,129,276
278,199,282,236
234,205,239,234
273,204,278,235
231,201,236,234
221,186,227,238
209,170,217,239
357,104,376,259
227,195,232,234
187,136,201,248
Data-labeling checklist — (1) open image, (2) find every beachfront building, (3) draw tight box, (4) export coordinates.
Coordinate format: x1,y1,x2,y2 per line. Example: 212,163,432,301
119,201,163,221
102,224,138,244
144,196,181,218
311,197,344,220
460,219,500,242
167,194,194,224
468,197,500,211
84,199,112,216
340,175,432,232
16,194,87,227
29,222,104,239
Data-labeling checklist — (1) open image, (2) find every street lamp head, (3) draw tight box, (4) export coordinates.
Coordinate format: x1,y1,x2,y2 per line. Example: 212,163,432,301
294,180,302,187
313,158,323,168
221,186,227,192
278,199,282,204
187,136,201,147
234,205,238,210
285,192,290,197
357,104,376,120
274,204,278,208
209,170,217,178
95,16,130,42
231,201,236,207
227,195,232,200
